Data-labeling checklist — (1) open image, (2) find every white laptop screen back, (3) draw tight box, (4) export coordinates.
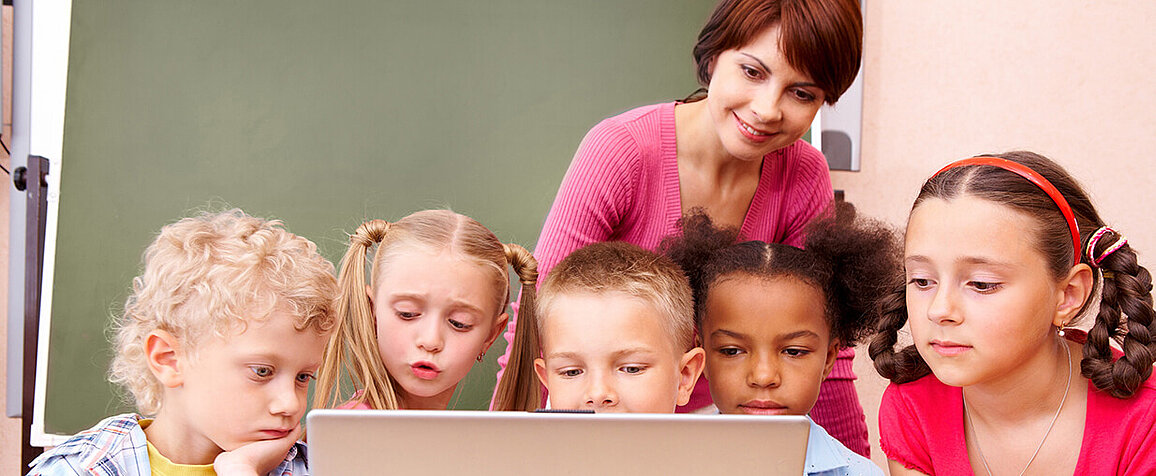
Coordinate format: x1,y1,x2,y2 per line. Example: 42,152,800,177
307,410,809,476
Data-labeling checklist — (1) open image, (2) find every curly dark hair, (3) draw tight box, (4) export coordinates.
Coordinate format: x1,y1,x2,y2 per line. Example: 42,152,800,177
662,200,901,347
868,151,1156,398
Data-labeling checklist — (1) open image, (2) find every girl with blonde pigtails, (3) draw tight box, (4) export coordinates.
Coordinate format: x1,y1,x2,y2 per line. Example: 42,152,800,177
315,209,541,411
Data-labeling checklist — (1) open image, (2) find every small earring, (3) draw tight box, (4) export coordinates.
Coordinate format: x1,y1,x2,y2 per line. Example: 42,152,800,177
476,351,486,362
1058,322,1071,337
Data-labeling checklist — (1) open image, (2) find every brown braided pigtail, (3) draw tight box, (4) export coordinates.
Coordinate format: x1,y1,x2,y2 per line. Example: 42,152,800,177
315,219,402,410
868,280,932,383
1081,232,1156,398
492,243,541,411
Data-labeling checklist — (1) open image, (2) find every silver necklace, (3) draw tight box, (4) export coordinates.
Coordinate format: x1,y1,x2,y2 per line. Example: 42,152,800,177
964,340,1072,476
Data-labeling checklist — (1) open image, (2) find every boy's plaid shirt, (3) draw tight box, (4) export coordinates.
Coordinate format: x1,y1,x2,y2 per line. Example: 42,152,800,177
27,413,308,475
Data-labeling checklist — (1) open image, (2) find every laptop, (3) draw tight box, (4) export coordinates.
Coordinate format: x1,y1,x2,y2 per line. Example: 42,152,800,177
306,409,810,476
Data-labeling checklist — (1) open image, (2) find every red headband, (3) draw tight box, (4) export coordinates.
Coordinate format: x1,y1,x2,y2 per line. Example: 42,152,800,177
933,157,1082,266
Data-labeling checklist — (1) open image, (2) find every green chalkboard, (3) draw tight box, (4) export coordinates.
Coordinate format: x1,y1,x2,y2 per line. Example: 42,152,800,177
43,1,713,435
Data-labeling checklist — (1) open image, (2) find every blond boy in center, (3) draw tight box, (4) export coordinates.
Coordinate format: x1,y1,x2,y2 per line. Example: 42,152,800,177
28,210,338,476
533,241,704,413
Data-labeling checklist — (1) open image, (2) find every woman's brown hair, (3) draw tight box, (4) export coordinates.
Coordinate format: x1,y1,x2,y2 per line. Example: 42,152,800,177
869,151,1156,398
690,0,862,104
314,210,540,411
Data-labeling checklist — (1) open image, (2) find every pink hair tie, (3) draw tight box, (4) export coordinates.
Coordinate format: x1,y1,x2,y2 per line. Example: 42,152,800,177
1086,226,1127,267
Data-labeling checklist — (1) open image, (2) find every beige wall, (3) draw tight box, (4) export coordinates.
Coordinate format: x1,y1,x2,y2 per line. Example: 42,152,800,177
1,1,1154,472
841,1,1156,471
1,5,18,473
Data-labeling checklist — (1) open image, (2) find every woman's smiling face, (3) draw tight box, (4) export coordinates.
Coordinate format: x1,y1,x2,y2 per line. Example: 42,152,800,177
704,24,825,162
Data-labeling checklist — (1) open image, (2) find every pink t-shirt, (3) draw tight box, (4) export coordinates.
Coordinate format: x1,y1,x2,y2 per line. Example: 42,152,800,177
496,101,844,404
880,372,1156,475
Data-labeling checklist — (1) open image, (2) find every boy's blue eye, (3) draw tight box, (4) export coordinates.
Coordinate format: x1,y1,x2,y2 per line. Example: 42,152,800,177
620,365,645,374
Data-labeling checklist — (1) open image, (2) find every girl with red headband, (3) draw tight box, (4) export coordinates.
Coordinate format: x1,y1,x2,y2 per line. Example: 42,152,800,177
870,151,1156,475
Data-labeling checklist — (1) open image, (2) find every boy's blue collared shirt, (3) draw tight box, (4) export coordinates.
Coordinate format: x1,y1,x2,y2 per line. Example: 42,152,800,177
708,410,882,475
26,413,309,476
804,416,883,476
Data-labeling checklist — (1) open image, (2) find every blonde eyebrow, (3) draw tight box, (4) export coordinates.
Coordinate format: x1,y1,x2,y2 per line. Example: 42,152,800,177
390,293,487,315
447,300,487,316
545,351,583,361
546,347,657,361
237,352,322,369
610,347,658,359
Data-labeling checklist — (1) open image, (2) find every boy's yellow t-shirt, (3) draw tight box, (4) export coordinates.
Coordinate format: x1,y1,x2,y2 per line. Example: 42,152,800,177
138,419,217,476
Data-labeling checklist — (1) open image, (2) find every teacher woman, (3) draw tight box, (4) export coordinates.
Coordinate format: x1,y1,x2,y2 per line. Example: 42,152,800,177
499,0,867,456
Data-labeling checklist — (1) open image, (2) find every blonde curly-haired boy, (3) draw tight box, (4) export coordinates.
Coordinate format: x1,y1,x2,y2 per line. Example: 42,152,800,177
28,210,337,476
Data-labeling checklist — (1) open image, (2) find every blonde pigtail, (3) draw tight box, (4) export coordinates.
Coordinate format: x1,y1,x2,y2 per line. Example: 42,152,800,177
492,243,541,411
316,219,402,410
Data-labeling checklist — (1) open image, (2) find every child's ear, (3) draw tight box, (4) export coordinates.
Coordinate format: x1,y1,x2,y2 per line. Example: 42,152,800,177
822,339,841,379
146,330,184,388
484,312,510,353
676,347,706,406
533,357,549,388
1053,263,1094,328
696,329,710,381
